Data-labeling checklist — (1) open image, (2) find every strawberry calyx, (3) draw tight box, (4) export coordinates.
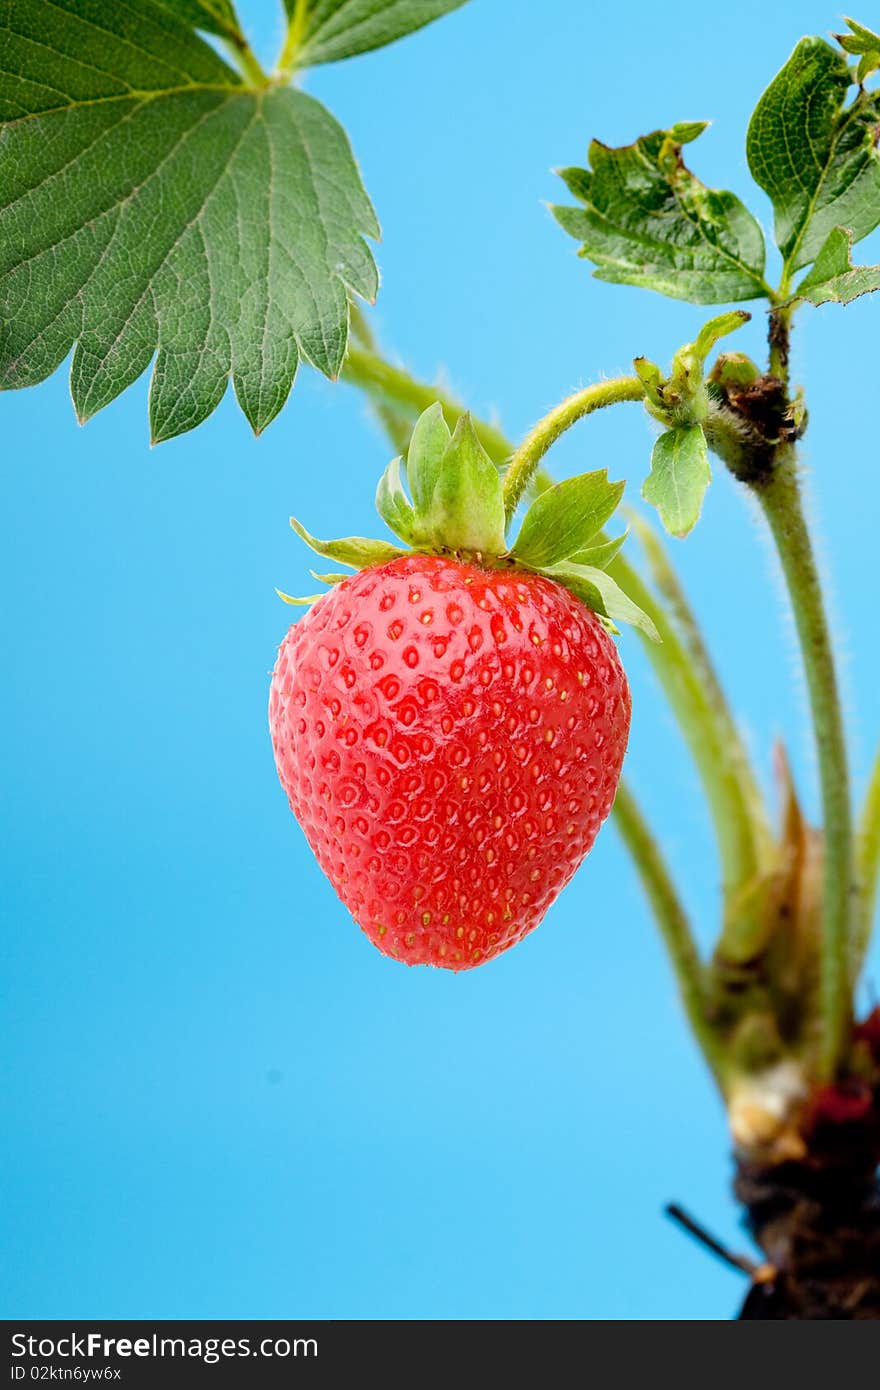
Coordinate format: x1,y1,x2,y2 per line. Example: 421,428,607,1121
279,404,659,640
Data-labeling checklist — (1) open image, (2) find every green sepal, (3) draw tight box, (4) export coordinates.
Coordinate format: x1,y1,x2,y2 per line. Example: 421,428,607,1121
276,587,325,606
420,414,507,555
290,517,406,569
642,425,711,538
375,456,417,542
510,470,624,569
405,402,452,516
310,570,351,585
540,562,661,642
568,530,629,571
790,226,880,307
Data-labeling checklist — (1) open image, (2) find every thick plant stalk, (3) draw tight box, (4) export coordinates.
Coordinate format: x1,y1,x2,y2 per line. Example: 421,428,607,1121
753,451,854,1078
854,749,880,977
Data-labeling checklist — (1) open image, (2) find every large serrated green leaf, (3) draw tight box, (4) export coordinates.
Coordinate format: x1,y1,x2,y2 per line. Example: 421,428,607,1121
511,471,624,569
642,426,711,538
553,125,768,305
0,0,379,441
286,0,468,66
792,226,880,306
746,37,880,274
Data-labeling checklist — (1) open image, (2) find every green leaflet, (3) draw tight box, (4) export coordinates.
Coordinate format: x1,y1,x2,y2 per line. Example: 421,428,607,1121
0,1,379,441
285,0,469,67
642,426,711,539
792,226,880,307
746,36,880,274
510,471,624,569
290,518,406,568
553,124,768,304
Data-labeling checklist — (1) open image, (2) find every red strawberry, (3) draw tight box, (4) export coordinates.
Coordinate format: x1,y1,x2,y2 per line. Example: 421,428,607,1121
270,406,650,969
270,554,630,969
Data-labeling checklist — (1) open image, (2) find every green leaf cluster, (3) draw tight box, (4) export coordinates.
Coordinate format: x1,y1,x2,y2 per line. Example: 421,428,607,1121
555,21,880,313
283,403,657,638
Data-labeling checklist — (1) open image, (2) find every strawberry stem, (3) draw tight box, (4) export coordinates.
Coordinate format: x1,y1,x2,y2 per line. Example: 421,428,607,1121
501,378,646,522
753,449,854,1078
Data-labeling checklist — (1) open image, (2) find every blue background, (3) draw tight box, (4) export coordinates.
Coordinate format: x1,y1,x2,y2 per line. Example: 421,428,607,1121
3,0,879,1321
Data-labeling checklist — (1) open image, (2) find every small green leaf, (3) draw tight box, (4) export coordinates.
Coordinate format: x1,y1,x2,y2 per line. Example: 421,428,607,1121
290,517,406,568
405,402,451,514
791,226,880,306
422,415,506,555
288,0,469,67
553,125,768,304
642,426,711,538
746,37,880,273
376,456,417,542
568,531,629,571
542,563,660,642
511,471,625,569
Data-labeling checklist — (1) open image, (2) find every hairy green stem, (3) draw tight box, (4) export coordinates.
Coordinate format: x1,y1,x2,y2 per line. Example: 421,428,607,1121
854,749,880,978
754,452,854,1076
613,782,725,1086
501,378,645,522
